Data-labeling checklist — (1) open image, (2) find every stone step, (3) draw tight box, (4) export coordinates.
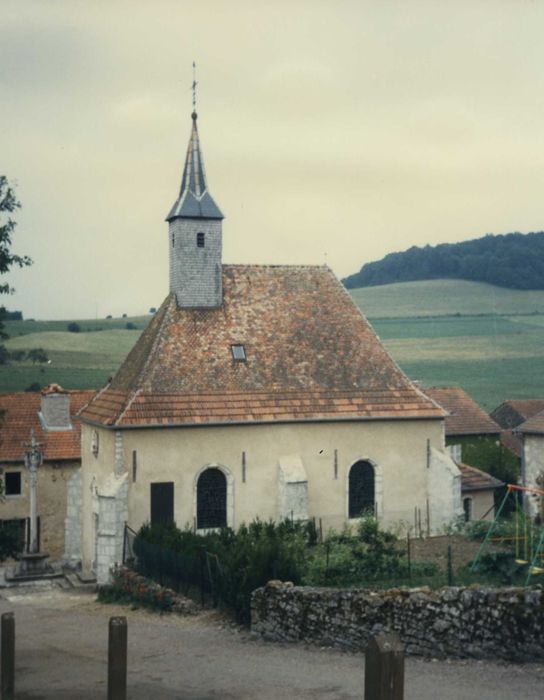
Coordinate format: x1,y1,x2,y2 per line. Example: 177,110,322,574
64,571,97,592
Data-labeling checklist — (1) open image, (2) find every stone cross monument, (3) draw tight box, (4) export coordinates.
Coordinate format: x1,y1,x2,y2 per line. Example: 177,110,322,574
24,429,42,554
9,430,54,580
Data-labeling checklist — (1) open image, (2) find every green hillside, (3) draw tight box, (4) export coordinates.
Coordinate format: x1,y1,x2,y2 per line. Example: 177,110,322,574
1,327,143,393
1,280,544,410
349,279,544,410
350,279,544,319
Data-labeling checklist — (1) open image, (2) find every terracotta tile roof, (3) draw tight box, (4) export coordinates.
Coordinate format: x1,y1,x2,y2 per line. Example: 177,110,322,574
490,399,544,429
423,387,500,436
517,409,544,435
457,462,503,492
83,388,442,427
82,265,444,428
0,390,95,462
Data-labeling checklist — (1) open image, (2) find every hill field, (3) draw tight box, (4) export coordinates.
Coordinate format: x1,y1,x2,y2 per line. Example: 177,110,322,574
2,280,544,410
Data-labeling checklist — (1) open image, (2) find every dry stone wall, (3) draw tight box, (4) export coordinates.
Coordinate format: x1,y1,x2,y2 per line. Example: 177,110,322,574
251,581,544,661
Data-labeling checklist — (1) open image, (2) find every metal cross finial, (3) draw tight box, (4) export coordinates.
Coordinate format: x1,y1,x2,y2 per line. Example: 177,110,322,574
192,61,198,114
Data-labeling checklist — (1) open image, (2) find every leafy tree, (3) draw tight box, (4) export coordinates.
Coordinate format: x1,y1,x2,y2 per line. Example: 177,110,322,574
125,322,136,330
0,177,31,297
149,307,157,314
342,231,544,290
27,347,48,364
0,176,32,359
8,349,25,362
67,322,81,333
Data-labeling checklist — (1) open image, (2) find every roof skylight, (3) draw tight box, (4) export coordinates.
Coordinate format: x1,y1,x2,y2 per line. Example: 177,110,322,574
231,345,246,361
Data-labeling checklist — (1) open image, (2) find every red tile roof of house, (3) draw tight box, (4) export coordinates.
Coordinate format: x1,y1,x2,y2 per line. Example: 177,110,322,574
0,389,95,462
457,462,503,492
517,409,544,435
423,387,500,436
490,399,544,429
81,265,444,428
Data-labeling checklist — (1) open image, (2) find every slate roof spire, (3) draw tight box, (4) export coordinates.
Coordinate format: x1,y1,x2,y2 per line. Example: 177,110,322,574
166,110,224,221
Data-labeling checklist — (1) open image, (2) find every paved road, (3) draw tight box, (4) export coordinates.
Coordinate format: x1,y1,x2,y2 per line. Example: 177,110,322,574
0,584,543,699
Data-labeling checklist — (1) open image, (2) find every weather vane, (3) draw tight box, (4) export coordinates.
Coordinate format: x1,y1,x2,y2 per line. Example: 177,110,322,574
192,61,198,114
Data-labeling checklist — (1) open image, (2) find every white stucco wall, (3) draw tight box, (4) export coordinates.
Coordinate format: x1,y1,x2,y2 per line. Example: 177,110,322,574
429,447,463,530
79,416,458,576
522,434,544,518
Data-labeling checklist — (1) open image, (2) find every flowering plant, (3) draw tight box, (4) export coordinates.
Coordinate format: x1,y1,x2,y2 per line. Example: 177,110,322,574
98,566,175,612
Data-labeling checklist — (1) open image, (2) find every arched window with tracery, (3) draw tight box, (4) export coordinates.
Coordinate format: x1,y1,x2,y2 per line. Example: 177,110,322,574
348,460,375,518
197,467,227,529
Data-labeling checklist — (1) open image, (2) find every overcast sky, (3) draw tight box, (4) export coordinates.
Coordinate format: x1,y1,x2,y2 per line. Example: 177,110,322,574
3,0,544,319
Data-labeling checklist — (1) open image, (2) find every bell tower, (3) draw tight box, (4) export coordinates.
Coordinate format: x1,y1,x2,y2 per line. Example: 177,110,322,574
166,105,224,309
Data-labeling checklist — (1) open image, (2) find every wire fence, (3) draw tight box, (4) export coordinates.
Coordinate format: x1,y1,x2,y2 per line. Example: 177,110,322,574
121,520,525,616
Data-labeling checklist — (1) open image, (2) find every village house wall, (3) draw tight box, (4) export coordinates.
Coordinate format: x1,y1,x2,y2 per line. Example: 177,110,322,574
464,491,495,521
522,434,544,517
1,460,79,560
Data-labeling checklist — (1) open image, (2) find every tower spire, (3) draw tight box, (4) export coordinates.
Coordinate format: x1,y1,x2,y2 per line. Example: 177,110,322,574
166,67,224,309
166,68,223,222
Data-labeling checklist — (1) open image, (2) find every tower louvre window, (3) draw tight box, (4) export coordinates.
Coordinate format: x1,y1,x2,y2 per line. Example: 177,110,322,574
197,232,205,248
231,344,246,361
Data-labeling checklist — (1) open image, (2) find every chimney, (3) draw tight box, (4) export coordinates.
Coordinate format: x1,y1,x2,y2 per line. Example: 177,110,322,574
40,384,71,430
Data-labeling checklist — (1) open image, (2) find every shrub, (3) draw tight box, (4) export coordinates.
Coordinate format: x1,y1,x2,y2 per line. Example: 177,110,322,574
27,348,48,364
67,322,80,333
125,322,136,330
303,516,410,587
134,520,307,623
470,551,527,585
97,567,175,612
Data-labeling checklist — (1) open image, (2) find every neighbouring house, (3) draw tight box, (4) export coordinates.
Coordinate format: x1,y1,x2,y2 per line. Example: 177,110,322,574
515,410,544,519
490,399,544,466
455,463,503,522
78,107,463,584
0,385,95,561
423,387,504,520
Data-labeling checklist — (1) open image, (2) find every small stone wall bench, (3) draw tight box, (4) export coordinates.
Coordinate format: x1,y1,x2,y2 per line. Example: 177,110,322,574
251,580,544,661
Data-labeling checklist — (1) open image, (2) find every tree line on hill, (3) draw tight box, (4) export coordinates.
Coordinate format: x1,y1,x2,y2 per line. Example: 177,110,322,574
342,231,544,290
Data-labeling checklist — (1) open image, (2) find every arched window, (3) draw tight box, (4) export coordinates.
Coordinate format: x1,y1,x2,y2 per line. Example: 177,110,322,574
348,461,375,518
197,232,205,248
197,468,226,529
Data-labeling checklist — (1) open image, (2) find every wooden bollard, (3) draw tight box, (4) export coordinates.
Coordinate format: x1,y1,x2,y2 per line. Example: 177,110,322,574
1,612,15,700
364,633,404,700
108,616,127,700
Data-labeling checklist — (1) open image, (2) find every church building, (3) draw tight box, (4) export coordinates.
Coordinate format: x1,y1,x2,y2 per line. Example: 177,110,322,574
78,107,462,583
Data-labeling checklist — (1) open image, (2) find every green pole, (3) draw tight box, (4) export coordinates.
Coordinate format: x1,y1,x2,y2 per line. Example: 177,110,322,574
525,528,544,586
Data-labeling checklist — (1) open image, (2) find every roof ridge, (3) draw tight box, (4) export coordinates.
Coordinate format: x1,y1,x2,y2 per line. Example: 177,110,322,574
223,263,328,271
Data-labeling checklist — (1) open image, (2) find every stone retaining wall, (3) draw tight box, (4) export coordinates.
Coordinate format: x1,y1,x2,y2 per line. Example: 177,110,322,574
251,581,544,661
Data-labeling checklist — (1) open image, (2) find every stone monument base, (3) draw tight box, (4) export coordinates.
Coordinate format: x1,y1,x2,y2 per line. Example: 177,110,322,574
5,551,62,583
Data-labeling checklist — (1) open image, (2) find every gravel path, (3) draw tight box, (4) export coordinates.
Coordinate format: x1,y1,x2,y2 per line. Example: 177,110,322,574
0,583,543,699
